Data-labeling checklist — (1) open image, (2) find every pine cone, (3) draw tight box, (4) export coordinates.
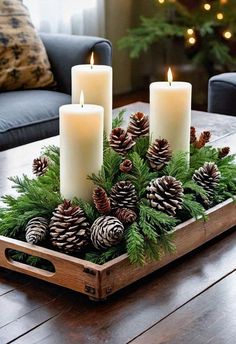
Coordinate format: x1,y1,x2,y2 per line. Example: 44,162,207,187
32,156,49,176
93,187,111,214
192,162,221,197
127,112,149,139
146,139,172,171
120,159,132,173
194,131,211,149
91,216,124,249
109,128,135,155
218,147,230,159
25,217,48,244
114,208,137,224
49,200,90,254
110,181,138,210
146,176,184,216
190,126,197,144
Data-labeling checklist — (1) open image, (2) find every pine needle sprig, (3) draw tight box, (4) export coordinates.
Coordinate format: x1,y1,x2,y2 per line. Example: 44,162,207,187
133,136,150,158
183,180,209,199
85,244,126,265
124,152,157,198
112,109,126,129
190,145,218,171
182,194,207,220
74,198,99,223
126,222,145,265
163,151,190,182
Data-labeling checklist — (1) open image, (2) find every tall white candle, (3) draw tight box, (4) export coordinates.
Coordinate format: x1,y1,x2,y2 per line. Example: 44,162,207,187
72,53,112,136
150,68,192,157
60,92,103,202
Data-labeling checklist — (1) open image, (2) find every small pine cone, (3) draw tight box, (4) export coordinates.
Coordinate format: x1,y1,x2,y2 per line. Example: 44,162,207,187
192,162,221,197
32,156,49,176
218,147,230,159
109,128,136,155
49,200,90,254
146,139,172,171
127,112,149,139
93,187,111,214
110,181,138,210
194,131,211,149
190,126,197,144
91,216,124,250
120,159,132,173
25,217,48,244
146,176,184,216
114,208,137,224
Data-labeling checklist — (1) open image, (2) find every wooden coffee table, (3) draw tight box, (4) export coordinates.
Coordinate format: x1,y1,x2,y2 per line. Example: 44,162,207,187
0,103,235,344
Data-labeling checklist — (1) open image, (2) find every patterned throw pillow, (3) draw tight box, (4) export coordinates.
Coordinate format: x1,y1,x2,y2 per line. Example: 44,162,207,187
0,0,55,91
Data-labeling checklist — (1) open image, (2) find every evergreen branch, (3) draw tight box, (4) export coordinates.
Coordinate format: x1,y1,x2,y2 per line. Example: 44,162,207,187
74,198,99,223
183,180,209,199
85,244,125,265
133,136,150,158
112,109,126,128
182,194,207,220
126,223,145,265
163,151,189,182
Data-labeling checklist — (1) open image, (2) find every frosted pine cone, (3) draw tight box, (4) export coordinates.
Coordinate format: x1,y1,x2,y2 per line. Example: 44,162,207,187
32,156,49,176
146,176,184,216
114,208,137,224
192,162,221,197
110,181,138,210
109,128,135,155
147,139,172,171
127,112,149,139
25,217,48,244
91,216,124,249
49,200,90,254
93,187,111,214
120,159,132,173
218,147,230,159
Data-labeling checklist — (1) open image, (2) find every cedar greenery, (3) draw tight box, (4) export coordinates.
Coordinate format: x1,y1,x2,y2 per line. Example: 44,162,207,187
0,113,235,267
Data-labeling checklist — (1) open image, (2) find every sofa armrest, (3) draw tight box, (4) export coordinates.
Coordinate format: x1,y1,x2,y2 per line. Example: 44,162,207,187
40,33,112,95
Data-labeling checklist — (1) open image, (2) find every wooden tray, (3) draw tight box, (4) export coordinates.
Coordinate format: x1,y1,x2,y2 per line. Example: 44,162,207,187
0,198,235,301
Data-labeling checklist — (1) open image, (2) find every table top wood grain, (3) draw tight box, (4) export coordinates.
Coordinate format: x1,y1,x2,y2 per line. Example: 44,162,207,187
0,103,235,344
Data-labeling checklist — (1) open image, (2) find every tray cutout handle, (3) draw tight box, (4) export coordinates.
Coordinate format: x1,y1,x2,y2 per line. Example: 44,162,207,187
5,248,55,278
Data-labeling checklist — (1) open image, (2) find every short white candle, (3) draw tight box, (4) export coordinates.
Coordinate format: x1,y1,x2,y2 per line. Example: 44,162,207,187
72,53,112,137
150,68,192,158
60,92,103,202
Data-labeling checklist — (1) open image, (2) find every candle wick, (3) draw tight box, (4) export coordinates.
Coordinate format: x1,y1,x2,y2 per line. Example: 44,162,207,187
169,81,172,87
81,104,84,108
91,65,93,70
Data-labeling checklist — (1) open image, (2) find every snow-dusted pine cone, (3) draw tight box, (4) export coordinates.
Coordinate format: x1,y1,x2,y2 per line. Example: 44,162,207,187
146,176,184,216
109,128,135,155
32,156,49,176
93,187,111,214
146,139,172,171
127,112,149,139
192,162,221,197
49,200,90,254
114,207,137,224
120,159,132,173
110,181,138,210
25,217,48,244
90,216,124,249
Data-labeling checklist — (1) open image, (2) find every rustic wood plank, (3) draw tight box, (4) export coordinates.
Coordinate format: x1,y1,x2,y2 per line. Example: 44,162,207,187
130,271,236,344
9,230,236,344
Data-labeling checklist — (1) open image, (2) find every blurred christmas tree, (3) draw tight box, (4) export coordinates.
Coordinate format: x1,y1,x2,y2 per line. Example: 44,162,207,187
119,0,236,75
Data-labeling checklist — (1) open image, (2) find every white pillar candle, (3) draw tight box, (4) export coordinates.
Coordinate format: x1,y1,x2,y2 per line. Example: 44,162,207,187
60,92,103,202
72,53,112,137
150,68,192,158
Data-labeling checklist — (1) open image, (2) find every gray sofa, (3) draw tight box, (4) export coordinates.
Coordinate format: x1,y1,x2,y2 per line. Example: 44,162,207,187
0,34,112,151
208,72,236,116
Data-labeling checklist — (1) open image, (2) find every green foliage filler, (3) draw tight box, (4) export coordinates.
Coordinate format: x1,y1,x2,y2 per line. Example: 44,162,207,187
0,113,236,267
118,0,236,73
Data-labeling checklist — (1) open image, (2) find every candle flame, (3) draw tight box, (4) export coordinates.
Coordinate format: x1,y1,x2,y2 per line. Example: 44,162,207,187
167,67,173,86
90,52,94,68
80,90,84,107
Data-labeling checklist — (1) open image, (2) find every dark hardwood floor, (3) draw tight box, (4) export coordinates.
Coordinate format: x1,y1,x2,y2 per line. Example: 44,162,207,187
0,229,235,344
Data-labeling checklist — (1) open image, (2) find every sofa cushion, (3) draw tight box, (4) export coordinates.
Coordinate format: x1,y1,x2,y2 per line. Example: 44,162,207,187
0,90,71,150
0,0,55,91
